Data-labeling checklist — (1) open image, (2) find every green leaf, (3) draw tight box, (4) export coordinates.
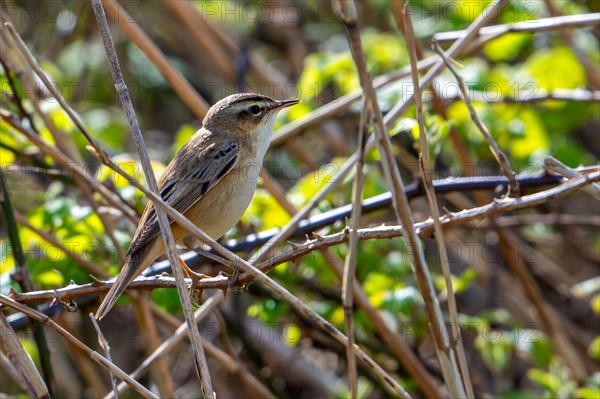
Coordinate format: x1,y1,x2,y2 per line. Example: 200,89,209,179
527,47,586,90
516,330,553,368
592,295,600,314
476,330,514,373
382,286,421,315
483,33,530,62
527,368,560,393
37,269,64,287
242,189,289,230
577,387,600,399
363,272,396,307
588,336,600,362
283,323,301,347
173,124,196,154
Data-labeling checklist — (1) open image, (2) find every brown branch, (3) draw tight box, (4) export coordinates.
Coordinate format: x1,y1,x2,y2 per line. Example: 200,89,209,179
106,292,224,398
131,294,176,398
543,1,600,90
402,3,473,397
544,156,600,201
433,41,519,197
433,12,600,43
341,100,369,399
163,1,236,83
0,311,49,398
497,232,587,380
90,2,214,397
89,313,120,398
9,275,227,305
438,88,600,104
0,294,158,399
11,170,599,307
100,0,210,119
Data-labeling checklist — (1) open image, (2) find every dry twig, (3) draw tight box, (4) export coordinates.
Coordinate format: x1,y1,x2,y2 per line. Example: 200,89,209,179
90,1,214,397
0,294,158,399
402,3,473,397
433,40,519,197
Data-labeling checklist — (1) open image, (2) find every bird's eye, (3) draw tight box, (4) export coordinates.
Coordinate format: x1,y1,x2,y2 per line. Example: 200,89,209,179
249,105,261,115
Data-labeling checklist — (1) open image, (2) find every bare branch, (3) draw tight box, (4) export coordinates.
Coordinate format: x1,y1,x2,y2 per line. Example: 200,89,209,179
90,1,214,397
0,294,158,399
433,12,600,42
433,40,519,197
402,3,473,397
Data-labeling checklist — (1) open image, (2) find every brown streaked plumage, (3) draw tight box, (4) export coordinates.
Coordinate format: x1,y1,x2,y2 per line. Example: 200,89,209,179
96,93,298,319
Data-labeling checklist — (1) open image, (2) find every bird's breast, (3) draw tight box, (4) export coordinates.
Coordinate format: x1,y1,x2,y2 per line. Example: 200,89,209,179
181,158,261,240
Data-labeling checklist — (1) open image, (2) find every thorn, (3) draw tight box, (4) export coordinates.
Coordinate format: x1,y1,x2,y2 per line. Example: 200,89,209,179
53,290,77,312
305,234,311,242
69,280,77,286
312,232,324,241
287,240,300,249
89,275,103,285
442,206,453,216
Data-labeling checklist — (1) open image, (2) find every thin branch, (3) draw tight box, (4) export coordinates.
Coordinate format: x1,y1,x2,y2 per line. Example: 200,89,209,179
106,292,224,398
0,170,56,397
89,313,119,399
341,101,369,399
437,88,600,104
433,12,600,42
131,294,176,398
332,0,477,396
384,0,510,126
100,0,210,119
544,156,600,201
13,210,108,278
9,171,600,308
9,275,227,305
0,294,158,399
0,55,37,134
90,2,215,398
497,232,587,380
0,311,49,398
543,1,599,90
402,3,473,397
163,1,236,83
433,40,519,197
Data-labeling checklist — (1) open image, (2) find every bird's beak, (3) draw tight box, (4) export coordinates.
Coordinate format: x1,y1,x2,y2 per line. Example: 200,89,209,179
271,99,299,111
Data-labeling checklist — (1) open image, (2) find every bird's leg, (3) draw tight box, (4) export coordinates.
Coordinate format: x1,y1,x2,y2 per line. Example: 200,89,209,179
190,246,243,292
178,256,208,303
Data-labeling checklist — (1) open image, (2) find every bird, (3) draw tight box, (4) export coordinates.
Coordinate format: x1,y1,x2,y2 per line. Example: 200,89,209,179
96,93,298,319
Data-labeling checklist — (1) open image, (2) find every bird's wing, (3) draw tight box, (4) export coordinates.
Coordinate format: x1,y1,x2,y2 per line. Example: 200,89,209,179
128,138,240,253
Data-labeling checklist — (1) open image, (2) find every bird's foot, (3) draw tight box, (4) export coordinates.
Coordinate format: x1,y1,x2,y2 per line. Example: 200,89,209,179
178,256,209,303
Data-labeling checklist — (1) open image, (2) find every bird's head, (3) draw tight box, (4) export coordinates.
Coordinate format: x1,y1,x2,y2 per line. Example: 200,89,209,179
203,93,298,137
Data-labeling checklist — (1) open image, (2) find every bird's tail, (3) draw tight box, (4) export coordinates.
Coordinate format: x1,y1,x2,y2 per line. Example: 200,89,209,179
96,249,147,320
